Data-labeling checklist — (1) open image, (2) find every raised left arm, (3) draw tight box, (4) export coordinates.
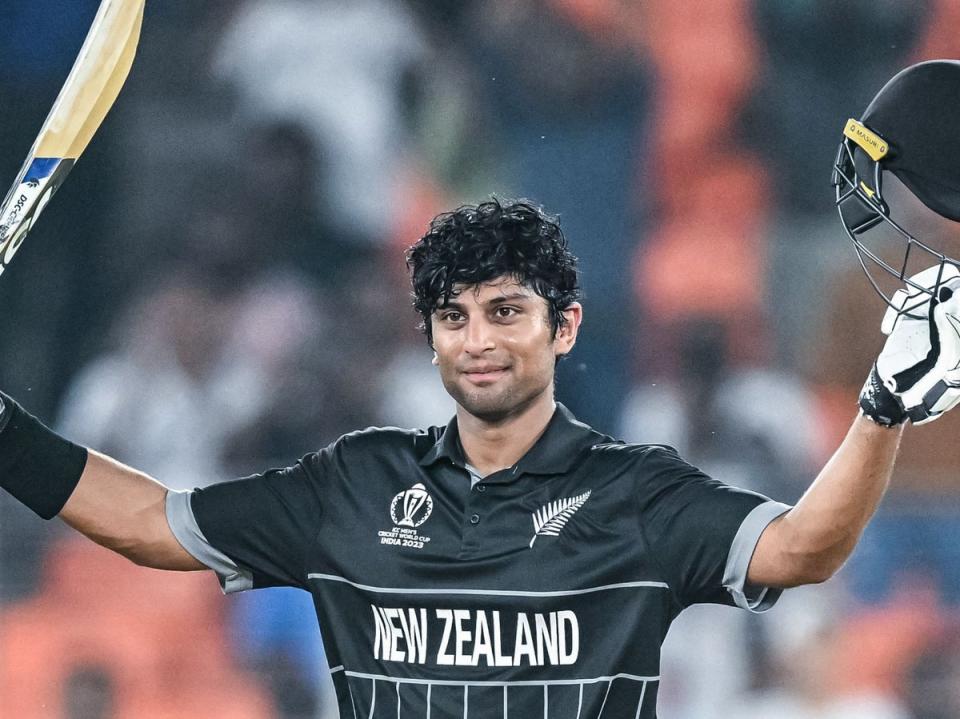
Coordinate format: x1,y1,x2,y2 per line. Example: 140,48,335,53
747,415,902,587
750,266,960,589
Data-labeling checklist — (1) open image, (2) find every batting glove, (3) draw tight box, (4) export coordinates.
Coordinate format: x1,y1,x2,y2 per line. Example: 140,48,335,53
860,264,960,426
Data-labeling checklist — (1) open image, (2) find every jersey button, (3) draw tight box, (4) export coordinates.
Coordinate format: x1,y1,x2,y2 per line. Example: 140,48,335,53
470,513,481,524
476,484,486,492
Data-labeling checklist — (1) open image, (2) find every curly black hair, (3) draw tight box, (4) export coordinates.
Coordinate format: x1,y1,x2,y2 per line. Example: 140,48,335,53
406,198,580,345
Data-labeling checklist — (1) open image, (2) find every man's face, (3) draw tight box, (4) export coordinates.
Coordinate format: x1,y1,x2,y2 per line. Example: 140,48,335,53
430,277,581,423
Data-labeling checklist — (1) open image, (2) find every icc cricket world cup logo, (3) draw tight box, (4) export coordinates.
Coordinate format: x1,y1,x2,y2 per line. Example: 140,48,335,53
390,483,434,527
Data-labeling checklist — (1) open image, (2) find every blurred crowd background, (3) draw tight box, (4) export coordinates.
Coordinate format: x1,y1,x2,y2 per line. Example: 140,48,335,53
2,1,960,718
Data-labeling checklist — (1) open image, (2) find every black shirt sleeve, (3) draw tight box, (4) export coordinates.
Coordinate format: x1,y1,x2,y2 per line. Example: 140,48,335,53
172,449,330,592
635,445,787,609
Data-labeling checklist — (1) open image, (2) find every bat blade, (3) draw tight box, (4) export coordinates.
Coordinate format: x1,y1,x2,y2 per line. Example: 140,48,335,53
0,0,145,278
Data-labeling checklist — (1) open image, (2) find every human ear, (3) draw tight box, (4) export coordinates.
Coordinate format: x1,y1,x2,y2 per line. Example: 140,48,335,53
554,303,583,356
431,352,439,366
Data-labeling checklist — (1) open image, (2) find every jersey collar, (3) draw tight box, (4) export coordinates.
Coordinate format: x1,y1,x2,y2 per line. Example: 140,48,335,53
418,402,609,478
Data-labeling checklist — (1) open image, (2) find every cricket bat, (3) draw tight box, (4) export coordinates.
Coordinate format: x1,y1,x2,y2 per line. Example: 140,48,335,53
0,0,145,279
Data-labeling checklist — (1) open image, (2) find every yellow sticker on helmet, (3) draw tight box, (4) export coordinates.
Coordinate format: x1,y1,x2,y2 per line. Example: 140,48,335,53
844,119,889,161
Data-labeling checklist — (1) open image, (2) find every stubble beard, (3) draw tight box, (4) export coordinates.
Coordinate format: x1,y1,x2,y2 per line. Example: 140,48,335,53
444,373,548,424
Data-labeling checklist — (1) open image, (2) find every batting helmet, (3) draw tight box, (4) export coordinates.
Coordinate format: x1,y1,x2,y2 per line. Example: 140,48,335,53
833,59,960,316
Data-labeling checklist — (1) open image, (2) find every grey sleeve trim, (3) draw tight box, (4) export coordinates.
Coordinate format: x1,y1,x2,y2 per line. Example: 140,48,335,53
165,489,254,594
722,500,792,613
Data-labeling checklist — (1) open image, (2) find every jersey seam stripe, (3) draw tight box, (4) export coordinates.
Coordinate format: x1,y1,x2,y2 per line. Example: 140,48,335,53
307,573,669,596
632,451,687,612
302,456,328,585
342,670,660,686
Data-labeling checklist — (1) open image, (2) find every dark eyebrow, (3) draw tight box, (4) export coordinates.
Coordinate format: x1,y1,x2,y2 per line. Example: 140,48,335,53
487,293,534,305
436,293,534,311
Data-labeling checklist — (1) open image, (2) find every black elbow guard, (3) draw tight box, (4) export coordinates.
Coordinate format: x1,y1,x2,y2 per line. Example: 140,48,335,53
0,392,88,519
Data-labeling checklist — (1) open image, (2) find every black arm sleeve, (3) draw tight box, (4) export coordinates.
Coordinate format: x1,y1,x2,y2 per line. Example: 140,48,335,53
0,391,88,520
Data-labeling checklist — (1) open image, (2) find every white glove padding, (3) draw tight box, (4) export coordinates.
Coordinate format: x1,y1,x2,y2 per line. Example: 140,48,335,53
876,264,960,424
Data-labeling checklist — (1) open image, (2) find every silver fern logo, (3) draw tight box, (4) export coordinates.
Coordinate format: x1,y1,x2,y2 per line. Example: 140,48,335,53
529,490,591,548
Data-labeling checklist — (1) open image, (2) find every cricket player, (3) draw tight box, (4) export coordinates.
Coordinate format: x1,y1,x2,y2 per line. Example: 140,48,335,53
3,61,960,718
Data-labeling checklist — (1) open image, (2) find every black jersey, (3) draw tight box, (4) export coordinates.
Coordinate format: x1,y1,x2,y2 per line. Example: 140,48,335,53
167,404,789,718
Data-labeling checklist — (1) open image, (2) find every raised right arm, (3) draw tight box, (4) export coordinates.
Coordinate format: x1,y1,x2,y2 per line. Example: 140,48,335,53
0,392,204,571
59,450,205,571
